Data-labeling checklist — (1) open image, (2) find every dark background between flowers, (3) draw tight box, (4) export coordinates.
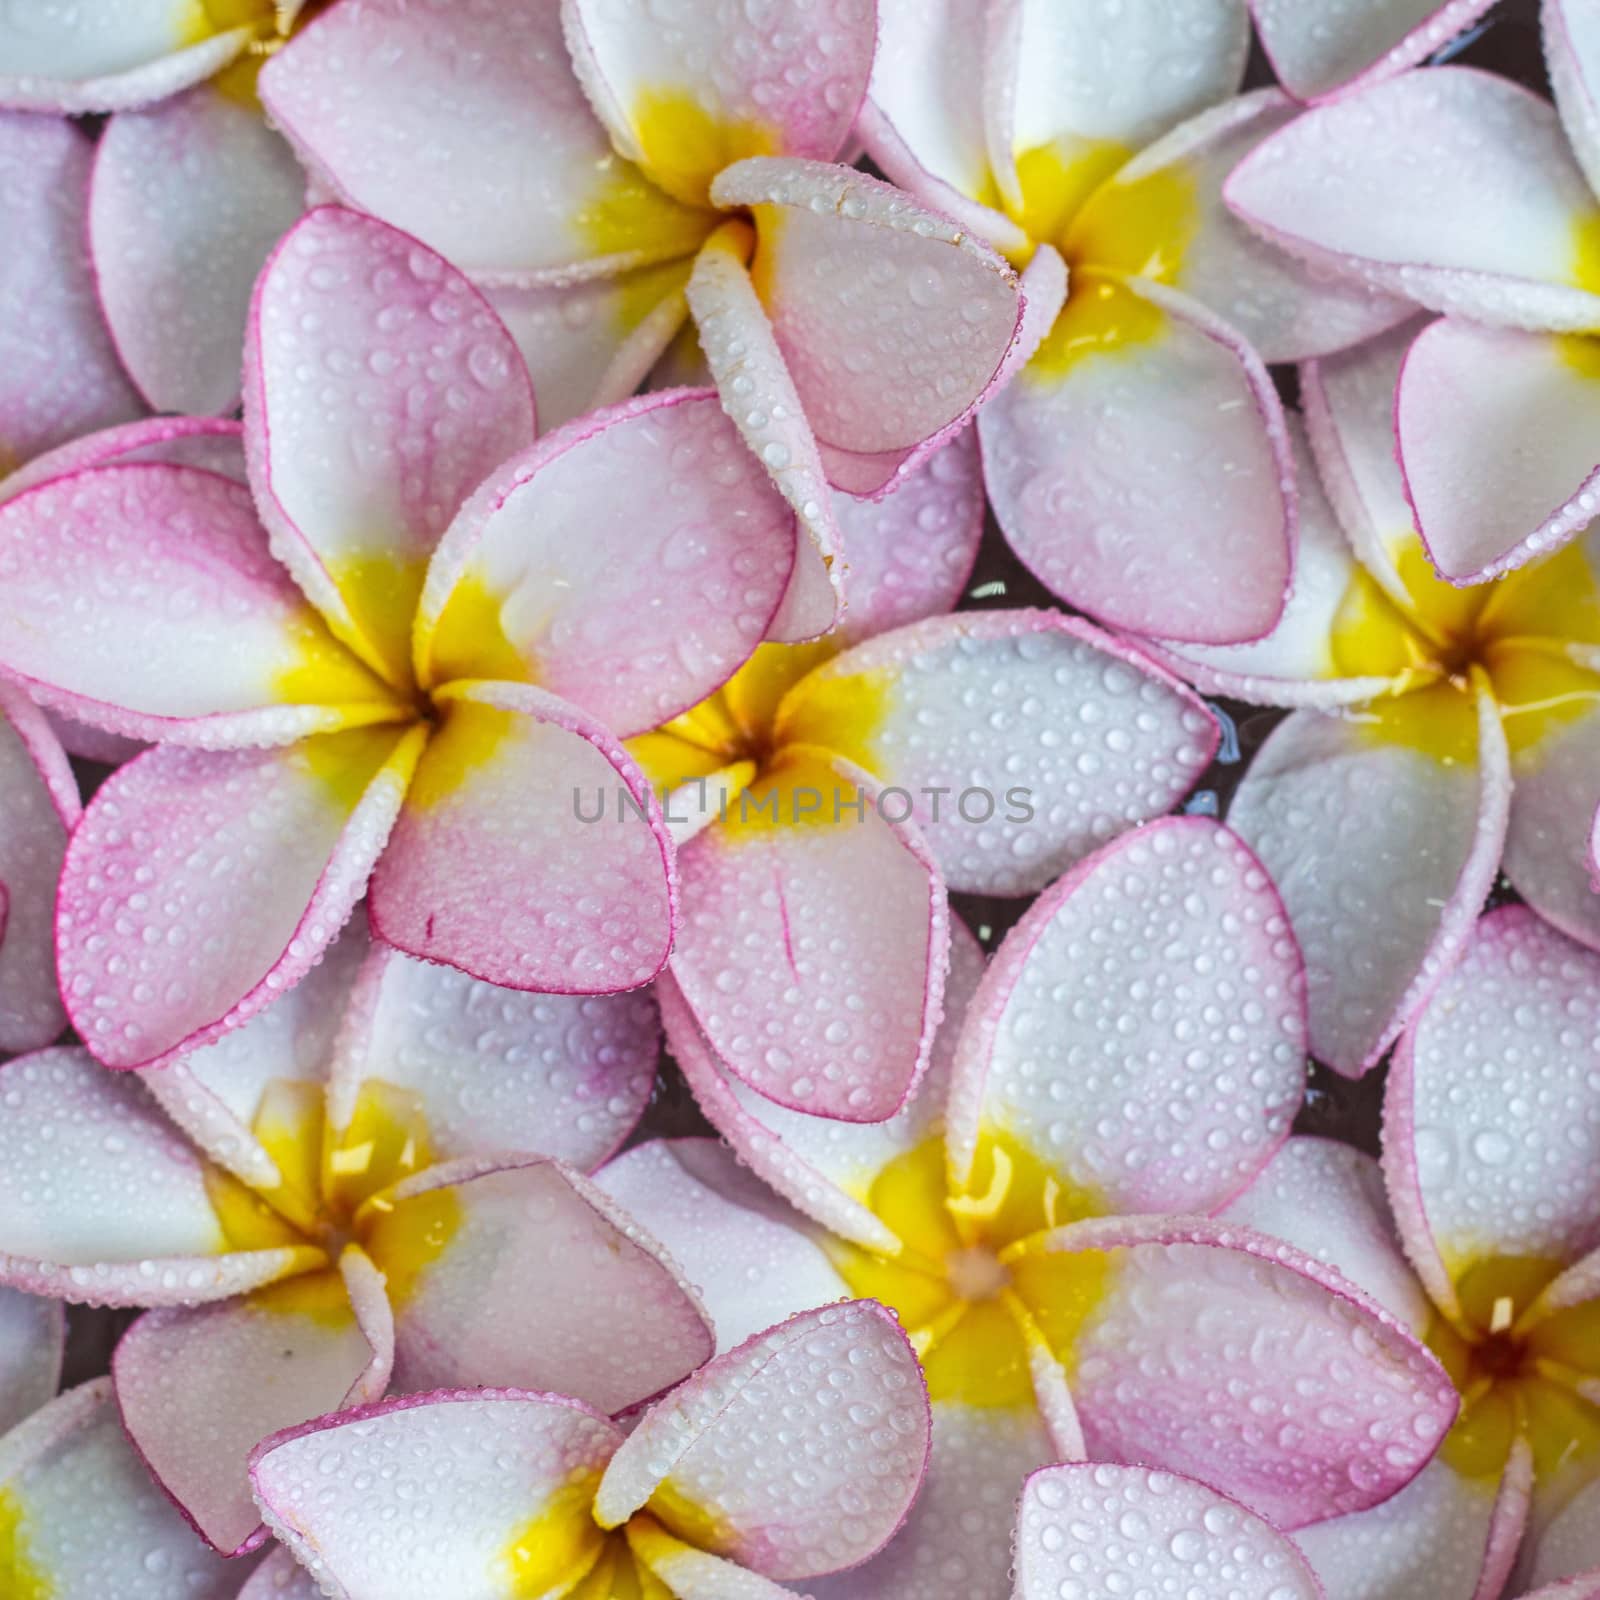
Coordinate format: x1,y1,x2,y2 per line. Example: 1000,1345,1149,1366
55,0,1547,1385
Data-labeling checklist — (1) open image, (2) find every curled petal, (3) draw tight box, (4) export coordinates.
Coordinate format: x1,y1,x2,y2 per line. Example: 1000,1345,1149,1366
0,415,245,507
1550,0,1600,200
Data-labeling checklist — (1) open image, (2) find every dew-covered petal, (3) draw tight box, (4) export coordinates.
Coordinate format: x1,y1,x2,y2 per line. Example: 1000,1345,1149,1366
948,818,1305,1214
715,159,1024,472
375,1155,713,1413
1249,0,1497,102
0,1381,240,1600
0,1048,321,1307
1005,1215,1458,1529
1398,319,1600,584
59,726,424,1071
417,389,794,735
1226,687,1511,1078
236,1546,322,1600
1383,905,1600,1319
663,919,984,1254
667,752,947,1122
1013,1462,1323,1600
1550,0,1600,200
250,1389,624,1600
368,681,675,994
0,1287,63,1437
260,0,709,281
1225,69,1600,331
978,277,1294,645
777,610,1218,896
1219,1137,1432,1333
0,463,402,746
562,0,875,206
0,415,246,507
245,206,536,688
0,112,142,475
89,88,303,418
594,1301,928,1579
326,938,659,1174
1529,1473,1600,1592
113,1247,393,1555
0,686,77,1054
0,2,251,114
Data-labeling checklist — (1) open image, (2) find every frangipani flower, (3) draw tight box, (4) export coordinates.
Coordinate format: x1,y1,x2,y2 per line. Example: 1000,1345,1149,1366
1216,909,1600,1600
247,1300,930,1600
631,604,1218,1121
861,0,1412,645
1228,9,1600,585
0,202,803,1070
0,912,712,1556
1162,322,1600,1074
258,0,1027,635
612,818,1459,1598
1010,1461,1325,1600
0,1,310,415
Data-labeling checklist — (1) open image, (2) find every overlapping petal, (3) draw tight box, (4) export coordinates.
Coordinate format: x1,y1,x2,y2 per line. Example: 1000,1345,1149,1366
0,1287,62,1438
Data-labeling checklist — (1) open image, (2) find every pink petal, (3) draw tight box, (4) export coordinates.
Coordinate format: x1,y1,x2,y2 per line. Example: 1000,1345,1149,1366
0,1286,63,1437
0,6,250,114
594,1302,929,1579
563,0,874,205
1383,906,1600,1320
1399,319,1600,583
978,277,1295,645
368,681,676,994
236,1546,322,1600
244,206,536,687
624,1527,798,1598
667,753,947,1122
60,726,425,1071
1007,1215,1458,1528
0,416,247,507
779,610,1219,895
0,113,142,473
0,684,78,1053
250,1389,623,1599
326,937,659,1174
90,88,303,417
114,1247,393,1555
717,158,1023,466
948,817,1305,1214
0,1381,240,1599
662,918,985,1254
1530,1474,1600,1592
1013,1463,1323,1600
685,220,844,642
1227,687,1511,1077
417,390,794,736
1157,421,1405,708
377,1154,713,1413
1225,69,1600,331
1250,0,1497,102
260,0,709,281
595,1139,851,1353
1550,0,1600,199
0,462,401,745
0,1048,321,1307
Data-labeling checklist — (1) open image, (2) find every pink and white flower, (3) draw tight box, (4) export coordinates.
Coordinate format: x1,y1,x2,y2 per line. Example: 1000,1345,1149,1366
1161,323,1600,1073
0,913,707,1555
1227,3,1600,585
605,818,1459,1598
0,203,804,1070
248,1300,930,1600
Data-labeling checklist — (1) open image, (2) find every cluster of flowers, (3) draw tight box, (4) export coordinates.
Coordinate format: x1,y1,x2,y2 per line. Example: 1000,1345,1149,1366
0,0,1598,1596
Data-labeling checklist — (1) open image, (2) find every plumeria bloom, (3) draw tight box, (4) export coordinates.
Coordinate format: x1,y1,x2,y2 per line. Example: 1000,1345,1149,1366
248,1300,928,1600
257,0,1027,636
0,202,805,1070
1228,8,1600,585
1215,908,1600,1600
1161,322,1600,1076
860,0,1417,645
609,817,1460,1598
630,594,1219,1120
0,912,713,1557
0,1,312,415
1010,1461,1325,1600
